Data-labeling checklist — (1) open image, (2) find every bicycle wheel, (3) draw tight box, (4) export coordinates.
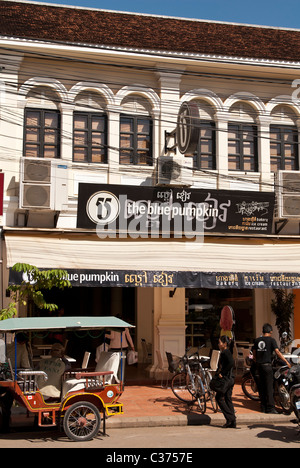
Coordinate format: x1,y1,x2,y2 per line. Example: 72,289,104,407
192,375,207,414
171,372,197,403
204,371,218,413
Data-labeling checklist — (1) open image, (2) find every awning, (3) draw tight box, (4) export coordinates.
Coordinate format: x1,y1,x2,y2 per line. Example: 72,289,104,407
0,316,134,333
5,231,300,272
5,231,300,289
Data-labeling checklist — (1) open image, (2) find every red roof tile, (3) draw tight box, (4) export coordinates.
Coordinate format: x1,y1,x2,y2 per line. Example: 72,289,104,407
0,0,300,62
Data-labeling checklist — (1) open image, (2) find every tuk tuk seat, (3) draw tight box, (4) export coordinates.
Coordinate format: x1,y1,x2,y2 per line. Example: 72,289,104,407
62,371,113,398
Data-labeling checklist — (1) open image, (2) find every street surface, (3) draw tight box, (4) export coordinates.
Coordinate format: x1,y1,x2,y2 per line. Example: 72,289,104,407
0,422,299,449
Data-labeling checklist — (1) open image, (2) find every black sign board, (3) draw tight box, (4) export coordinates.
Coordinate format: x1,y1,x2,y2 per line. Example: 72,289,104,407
77,183,275,237
9,268,300,290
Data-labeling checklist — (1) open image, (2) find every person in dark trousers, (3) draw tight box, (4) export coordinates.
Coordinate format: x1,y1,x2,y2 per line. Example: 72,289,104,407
216,335,236,429
252,323,291,414
0,389,14,433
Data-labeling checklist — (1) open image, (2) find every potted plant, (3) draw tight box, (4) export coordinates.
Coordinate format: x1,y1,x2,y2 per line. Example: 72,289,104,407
271,289,295,343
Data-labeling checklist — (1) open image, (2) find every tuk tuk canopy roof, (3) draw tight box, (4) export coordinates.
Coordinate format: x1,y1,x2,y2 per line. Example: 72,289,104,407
0,316,134,333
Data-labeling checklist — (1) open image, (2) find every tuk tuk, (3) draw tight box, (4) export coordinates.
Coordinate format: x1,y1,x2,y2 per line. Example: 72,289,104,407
0,316,134,441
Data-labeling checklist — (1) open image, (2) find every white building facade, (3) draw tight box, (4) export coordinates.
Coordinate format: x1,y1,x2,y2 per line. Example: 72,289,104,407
1,1,300,374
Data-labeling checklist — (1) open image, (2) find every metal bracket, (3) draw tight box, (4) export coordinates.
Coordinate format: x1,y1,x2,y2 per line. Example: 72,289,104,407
164,129,177,154
275,219,288,235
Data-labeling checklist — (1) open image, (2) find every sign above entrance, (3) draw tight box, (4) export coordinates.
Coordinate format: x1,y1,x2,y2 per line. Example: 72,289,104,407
77,183,275,237
9,268,300,289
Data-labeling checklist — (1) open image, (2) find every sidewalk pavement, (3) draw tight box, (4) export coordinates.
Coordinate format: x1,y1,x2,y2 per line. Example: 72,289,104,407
106,383,295,429
10,382,295,431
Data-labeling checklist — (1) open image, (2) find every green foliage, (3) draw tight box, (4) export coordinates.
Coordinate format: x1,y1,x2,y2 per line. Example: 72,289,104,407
0,302,18,321
271,289,295,341
0,263,72,320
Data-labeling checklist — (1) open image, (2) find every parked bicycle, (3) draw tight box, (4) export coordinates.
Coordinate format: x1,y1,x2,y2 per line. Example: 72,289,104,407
167,348,218,414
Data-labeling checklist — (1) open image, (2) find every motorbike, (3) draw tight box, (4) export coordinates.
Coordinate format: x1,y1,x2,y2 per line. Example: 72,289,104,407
241,333,295,413
287,366,300,428
242,356,293,412
273,360,292,413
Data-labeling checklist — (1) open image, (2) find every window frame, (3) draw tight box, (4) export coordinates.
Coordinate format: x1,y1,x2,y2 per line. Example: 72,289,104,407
73,111,108,164
228,123,258,172
23,108,61,159
119,114,153,166
270,124,299,172
192,121,216,170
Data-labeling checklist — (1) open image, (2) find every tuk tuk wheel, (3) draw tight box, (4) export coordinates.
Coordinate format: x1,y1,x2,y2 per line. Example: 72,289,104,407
63,402,101,442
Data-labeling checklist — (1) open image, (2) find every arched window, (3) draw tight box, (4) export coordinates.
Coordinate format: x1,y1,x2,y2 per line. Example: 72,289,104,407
270,105,299,172
24,86,61,159
119,95,153,166
73,91,108,164
228,102,258,172
186,100,216,170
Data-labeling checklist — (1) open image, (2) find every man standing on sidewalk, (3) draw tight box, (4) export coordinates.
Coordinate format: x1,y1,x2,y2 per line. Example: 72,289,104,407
252,323,291,414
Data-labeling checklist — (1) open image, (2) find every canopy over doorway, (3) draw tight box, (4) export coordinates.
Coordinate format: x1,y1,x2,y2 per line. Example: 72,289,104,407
5,230,300,289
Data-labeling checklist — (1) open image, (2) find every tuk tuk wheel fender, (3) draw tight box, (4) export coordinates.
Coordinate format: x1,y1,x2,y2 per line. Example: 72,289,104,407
61,393,105,413
63,401,101,442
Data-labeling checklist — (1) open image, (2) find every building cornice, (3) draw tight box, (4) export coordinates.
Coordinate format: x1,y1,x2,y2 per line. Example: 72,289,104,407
1,36,300,71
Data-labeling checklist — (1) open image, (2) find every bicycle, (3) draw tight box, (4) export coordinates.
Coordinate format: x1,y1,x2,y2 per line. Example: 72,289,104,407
196,354,218,414
169,349,218,414
170,352,207,414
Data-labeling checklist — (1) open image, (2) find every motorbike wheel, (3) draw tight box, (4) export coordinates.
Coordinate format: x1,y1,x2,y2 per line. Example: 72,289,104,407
292,396,300,424
241,372,260,401
274,383,292,414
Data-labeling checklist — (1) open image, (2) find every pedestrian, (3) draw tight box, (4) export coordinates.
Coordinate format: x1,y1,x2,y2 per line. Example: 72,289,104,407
106,327,135,355
0,333,31,433
6,333,31,370
0,387,14,433
252,323,291,414
36,343,70,400
215,335,236,428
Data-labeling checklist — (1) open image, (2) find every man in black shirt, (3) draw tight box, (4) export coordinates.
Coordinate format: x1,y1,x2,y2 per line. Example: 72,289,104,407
253,323,291,414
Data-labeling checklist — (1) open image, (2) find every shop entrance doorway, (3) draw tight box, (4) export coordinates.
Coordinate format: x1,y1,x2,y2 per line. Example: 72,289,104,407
185,288,254,350
42,287,135,324
32,287,138,376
